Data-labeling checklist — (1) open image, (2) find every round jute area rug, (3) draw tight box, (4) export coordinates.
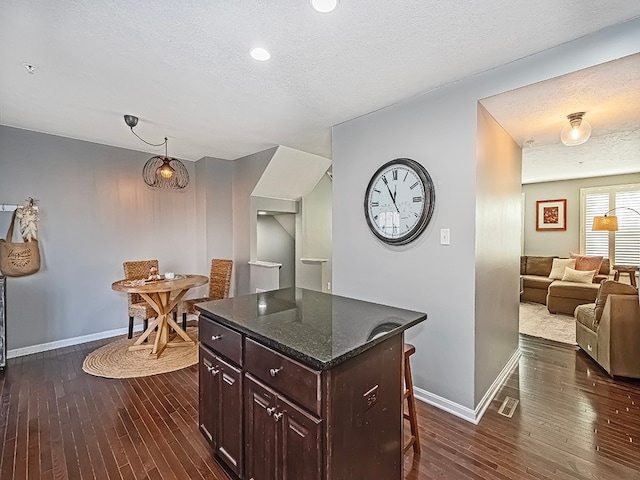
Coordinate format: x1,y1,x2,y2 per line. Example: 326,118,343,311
82,326,198,379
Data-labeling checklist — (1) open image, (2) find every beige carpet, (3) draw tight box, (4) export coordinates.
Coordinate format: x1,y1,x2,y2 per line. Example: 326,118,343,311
519,301,577,345
82,326,198,378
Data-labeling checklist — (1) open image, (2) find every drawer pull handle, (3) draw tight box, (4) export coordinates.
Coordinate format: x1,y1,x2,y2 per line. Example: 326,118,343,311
270,367,283,377
273,411,283,422
266,407,277,416
207,365,220,375
587,344,593,351
211,335,223,341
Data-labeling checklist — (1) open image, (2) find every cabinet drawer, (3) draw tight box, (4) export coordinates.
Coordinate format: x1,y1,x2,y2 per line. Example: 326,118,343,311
245,338,321,416
200,317,243,366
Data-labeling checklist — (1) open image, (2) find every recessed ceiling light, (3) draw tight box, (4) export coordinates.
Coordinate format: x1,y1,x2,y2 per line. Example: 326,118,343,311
22,62,38,74
311,0,338,13
250,48,271,61
258,211,267,215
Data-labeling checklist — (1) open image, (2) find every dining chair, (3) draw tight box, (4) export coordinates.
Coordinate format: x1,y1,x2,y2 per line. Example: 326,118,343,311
123,259,159,339
181,259,233,329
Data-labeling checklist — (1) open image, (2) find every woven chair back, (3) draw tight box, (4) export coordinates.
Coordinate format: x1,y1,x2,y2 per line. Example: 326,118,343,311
123,259,159,306
208,259,233,300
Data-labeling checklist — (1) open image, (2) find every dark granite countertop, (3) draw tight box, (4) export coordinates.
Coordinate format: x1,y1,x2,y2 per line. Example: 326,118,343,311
196,287,426,370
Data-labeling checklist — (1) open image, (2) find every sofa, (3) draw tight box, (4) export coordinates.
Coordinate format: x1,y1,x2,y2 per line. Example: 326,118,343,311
520,255,611,315
574,281,640,378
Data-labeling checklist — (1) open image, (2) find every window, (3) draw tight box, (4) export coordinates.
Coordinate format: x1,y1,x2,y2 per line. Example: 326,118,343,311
580,184,640,266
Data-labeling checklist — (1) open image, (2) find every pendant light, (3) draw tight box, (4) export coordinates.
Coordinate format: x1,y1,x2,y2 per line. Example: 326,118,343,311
560,112,592,146
124,115,189,190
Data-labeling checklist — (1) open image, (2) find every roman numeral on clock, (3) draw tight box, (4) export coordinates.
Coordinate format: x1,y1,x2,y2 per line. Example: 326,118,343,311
410,182,419,189
371,201,379,207
413,196,422,202
392,169,398,181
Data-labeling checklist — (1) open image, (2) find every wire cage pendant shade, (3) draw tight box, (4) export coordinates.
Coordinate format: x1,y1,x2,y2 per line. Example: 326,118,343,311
142,155,189,189
124,115,189,190
142,138,189,190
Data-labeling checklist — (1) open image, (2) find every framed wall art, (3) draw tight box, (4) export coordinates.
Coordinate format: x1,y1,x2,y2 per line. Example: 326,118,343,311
536,199,567,231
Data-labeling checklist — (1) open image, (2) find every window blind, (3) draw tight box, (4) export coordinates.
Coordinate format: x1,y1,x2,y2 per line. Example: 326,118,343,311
582,184,640,267
584,192,610,258
614,190,640,266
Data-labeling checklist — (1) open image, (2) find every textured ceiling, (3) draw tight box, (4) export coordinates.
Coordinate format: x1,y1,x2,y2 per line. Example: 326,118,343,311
481,54,640,183
1,1,639,162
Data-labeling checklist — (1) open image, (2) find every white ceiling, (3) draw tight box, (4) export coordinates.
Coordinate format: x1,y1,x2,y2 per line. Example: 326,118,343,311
481,53,640,183
1,1,639,164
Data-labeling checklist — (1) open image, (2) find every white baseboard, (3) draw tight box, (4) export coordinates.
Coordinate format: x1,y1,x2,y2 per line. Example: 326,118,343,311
413,347,521,425
473,347,521,423
413,386,477,423
7,314,200,359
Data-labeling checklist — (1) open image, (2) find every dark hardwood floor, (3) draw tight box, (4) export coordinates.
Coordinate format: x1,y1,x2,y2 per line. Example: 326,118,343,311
1,334,639,479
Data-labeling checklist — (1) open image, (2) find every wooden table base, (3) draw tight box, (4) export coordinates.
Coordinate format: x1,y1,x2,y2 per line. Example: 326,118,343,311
130,289,194,358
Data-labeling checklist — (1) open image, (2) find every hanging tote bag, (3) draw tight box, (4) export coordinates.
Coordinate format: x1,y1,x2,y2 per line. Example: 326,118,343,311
0,210,41,277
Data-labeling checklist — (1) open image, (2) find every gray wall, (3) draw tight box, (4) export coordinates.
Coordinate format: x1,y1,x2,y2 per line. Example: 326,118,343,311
232,148,276,296
0,126,197,350
522,173,640,256
297,174,332,292
474,104,521,406
332,18,640,410
257,215,295,288
195,156,234,297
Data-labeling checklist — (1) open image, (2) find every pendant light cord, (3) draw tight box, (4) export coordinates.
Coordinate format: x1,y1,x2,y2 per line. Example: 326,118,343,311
129,127,167,148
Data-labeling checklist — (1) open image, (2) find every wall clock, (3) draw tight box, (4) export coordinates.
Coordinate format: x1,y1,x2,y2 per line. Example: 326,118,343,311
364,158,435,245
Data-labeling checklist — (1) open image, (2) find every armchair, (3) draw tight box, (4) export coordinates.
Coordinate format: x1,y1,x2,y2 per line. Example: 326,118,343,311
574,280,640,378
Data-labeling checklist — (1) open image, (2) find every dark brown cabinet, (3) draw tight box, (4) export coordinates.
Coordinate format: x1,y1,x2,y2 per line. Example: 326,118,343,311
244,375,321,480
245,375,277,480
199,345,217,444
199,345,244,477
199,308,408,480
278,394,322,480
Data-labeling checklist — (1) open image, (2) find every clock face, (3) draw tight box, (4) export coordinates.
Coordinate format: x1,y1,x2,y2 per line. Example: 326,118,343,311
364,158,435,245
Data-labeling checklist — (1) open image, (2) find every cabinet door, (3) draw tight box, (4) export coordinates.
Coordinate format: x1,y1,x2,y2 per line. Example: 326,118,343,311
215,355,243,477
199,345,218,447
278,396,322,480
245,375,277,480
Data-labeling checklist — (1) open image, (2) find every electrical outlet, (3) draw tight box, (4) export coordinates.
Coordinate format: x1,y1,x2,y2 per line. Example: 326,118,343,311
363,385,379,411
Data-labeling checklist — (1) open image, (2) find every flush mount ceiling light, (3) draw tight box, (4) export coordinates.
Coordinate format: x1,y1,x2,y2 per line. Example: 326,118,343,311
250,47,271,61
123,114,189,190
311,0,338,13
560,112,592,146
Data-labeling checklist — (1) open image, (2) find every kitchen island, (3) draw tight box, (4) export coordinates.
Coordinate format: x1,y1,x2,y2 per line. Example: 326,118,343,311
196,287,427,480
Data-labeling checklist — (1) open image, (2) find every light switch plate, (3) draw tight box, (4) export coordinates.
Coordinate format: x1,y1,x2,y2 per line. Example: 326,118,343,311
440,228,450,245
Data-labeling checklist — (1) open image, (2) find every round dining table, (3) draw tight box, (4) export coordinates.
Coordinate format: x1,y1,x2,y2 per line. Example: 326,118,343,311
112,274,208,358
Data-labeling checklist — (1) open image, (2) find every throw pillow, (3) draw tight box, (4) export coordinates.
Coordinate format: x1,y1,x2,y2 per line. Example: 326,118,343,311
570,253,604,274
594,280,639,322
549,258,576,279
561,267,596,284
